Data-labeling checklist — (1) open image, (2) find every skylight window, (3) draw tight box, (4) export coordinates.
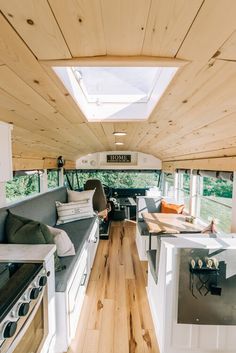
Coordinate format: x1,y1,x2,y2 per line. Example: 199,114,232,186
53,66,179,122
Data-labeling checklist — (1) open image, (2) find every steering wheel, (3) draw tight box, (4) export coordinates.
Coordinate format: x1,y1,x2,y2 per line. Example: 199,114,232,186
102,183,112,198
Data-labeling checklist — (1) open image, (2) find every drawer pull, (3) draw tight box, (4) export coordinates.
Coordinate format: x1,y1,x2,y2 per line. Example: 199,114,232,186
93,237,98,243
69,270,87,313
80,273,87,287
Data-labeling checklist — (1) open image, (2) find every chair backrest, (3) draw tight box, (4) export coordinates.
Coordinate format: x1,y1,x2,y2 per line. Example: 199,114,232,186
84,179,107,212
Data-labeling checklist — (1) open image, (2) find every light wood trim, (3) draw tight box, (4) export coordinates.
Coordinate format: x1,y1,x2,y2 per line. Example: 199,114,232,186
64,160,76,170
43,158,75,170
40,55,189,67
12,157,75,171
162,156,236,173
13,158,44,171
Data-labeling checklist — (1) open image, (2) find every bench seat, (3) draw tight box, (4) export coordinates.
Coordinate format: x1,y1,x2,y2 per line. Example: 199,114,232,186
55,216,97,292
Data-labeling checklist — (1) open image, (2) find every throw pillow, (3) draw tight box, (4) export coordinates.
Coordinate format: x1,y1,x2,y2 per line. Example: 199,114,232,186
5,211,63,272
55,200,94,225
161,200,184,214
67,189,95,204
47,225,75,257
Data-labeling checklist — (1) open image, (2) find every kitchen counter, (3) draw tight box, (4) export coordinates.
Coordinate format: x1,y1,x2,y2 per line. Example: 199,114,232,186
147,234,236,353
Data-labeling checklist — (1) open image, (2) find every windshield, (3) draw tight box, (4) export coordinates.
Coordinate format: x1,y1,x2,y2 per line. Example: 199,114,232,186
65,170,161,190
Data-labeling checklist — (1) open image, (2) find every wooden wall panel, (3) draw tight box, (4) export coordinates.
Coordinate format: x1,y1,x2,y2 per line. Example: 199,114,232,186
48,0,106,57
142,0,203,57
0,14,84,124
0,0,71,60
101,0,151,55
162,147,236,162
178,0,236,60
146,60,236,156
12,157,75,171
13,157,44,171
11,126,78,158
0,1,235,169
218,30,236,60
160,113,236,159
0,86,86,152
162,157,236,173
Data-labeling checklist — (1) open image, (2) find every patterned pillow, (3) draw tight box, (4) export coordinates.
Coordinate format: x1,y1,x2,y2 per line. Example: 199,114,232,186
67,189,95,204
55,200,94,225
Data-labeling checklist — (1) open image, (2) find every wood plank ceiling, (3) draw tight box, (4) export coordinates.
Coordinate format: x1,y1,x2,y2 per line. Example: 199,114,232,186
0,0,236,164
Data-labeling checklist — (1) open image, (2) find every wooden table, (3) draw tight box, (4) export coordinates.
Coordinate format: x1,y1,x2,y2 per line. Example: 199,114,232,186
142,212,203,251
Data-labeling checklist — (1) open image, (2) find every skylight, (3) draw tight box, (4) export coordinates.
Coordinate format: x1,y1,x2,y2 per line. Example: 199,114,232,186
53,66,179,122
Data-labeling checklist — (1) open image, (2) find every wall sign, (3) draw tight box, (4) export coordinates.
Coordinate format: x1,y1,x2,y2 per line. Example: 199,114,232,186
107,154,131,163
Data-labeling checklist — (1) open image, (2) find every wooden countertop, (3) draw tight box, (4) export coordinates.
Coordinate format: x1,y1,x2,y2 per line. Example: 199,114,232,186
142,212,203,234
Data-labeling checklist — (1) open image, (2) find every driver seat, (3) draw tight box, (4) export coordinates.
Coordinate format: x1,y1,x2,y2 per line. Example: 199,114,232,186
84,179,108,218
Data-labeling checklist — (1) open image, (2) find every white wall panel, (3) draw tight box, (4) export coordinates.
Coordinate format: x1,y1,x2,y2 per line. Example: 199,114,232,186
0,121,12,182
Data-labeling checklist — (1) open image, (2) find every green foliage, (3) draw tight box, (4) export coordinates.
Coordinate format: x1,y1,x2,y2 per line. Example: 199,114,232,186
202,177,232,198
6,174,40,202
65,170,160,190
47,170,59,189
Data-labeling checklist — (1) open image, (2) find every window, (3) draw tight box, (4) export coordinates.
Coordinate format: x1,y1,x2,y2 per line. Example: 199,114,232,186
177,173,190,211
163,173,175,198
64,171,80,190
196,176,233,232
6,171,40,202
53,66,179,122
47,170,59,190
65,170,160,190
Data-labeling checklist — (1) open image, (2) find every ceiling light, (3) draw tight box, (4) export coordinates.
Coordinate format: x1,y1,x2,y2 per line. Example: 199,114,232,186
113,131,127,136
115,142,124,145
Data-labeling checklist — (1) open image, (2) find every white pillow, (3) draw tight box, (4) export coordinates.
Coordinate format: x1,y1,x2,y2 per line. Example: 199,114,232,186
47,225,75,257
67,189,95,204
55,200,94,225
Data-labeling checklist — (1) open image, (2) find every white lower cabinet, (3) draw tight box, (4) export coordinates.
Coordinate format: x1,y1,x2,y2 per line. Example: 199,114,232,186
55,220,99,353
68,249,88,341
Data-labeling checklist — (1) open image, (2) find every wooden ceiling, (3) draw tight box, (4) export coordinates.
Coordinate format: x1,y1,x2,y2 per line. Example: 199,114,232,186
0,0,236,166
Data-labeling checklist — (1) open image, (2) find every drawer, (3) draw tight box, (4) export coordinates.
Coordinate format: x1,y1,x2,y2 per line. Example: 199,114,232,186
68,249,87,310
68,261,88,340
89,234,99,269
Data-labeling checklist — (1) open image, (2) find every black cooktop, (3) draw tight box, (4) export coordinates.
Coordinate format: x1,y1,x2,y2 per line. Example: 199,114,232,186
0,262,43,322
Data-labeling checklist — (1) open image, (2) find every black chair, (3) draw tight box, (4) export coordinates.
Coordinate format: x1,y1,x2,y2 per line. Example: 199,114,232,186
84,179,107,214
84,179,111,239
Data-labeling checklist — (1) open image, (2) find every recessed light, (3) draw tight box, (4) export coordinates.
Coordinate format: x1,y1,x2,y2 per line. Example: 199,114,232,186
115,142,124,145
113,131,127,136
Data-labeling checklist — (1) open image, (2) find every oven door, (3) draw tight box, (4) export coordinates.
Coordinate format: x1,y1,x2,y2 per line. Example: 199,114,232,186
1,288,48,353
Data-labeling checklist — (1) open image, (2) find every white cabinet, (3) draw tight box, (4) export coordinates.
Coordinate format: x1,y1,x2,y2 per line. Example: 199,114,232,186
0,122,13,182
55,220,99,353
147,235,236,353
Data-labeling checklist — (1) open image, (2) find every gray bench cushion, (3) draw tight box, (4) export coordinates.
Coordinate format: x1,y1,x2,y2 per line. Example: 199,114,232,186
54,216,97,292
0,187,67,243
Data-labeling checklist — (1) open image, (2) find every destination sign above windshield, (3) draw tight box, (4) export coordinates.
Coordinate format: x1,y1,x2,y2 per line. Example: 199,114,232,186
107,154,131,163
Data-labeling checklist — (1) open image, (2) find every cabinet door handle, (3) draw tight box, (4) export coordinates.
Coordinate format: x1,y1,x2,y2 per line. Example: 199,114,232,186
80,273,87,287
93,236,98,243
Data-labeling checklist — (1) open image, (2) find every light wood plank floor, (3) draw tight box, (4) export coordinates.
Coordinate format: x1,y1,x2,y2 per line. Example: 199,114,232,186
68,221,160,353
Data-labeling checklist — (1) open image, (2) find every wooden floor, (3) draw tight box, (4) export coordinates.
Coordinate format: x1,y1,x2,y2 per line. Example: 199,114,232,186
68,221,160,353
